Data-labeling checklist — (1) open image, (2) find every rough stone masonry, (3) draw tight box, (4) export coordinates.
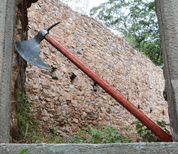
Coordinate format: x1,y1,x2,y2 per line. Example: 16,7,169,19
12,0,170,139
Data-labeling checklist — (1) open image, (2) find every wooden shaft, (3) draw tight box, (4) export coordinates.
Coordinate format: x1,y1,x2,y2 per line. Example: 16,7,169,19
45,33,172,142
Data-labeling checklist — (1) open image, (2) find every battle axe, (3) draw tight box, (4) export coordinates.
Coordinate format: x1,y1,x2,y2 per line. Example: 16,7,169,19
14,22,172,142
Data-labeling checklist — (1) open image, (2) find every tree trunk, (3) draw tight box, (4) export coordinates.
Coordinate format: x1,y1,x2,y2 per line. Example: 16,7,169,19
155,0,178,141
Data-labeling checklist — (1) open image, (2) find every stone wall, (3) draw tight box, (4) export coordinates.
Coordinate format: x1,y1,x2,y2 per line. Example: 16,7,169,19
25,0,170,139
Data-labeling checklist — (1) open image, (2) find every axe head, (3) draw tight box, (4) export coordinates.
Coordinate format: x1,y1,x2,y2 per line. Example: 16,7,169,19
14,22,60,70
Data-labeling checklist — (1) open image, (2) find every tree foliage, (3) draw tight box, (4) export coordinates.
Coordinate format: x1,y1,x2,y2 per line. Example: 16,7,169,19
90,0,163,66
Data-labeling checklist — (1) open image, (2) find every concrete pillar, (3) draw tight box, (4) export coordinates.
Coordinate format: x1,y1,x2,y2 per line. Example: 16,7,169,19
155,0,178,141
0,0,16,142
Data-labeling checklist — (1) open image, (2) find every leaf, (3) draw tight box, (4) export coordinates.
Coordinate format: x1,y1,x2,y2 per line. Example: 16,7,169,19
123,138,133,143
115,133,122,138
131,120,140,125
19,148,32,154
115,139,121,143
111,132,116,138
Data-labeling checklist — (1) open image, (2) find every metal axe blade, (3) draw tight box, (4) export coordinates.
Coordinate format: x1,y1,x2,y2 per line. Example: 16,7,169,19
14,22,61,70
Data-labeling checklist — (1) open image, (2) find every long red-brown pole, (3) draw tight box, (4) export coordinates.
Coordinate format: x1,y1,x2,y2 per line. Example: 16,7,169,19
45,33,172,142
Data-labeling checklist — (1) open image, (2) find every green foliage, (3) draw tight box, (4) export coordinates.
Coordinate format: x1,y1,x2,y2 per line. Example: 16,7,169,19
15,91,170,143
90,0,162,66
140,39,163,66
131,120,170,142
19,148,32,154
123,34,139,50
123,34,163,66
46,126,68,143
156,120,170,134
16,90,38,140
71,125,133,143
15,91,69,143
131,120,155,142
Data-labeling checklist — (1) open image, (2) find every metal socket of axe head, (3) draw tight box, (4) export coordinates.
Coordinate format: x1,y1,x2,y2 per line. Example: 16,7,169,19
14,22,61,70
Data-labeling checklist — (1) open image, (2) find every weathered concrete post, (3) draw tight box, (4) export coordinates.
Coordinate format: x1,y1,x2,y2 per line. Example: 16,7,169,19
0,0,16,142
155,0,178,141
